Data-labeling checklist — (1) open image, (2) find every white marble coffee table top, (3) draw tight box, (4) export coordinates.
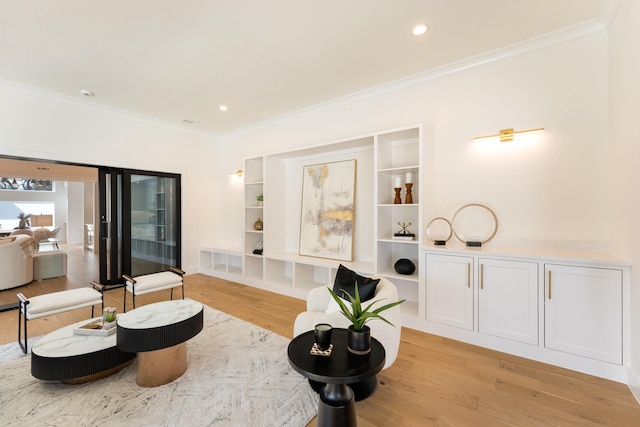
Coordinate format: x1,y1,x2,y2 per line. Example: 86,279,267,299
32,317,117,358
117,299,203,330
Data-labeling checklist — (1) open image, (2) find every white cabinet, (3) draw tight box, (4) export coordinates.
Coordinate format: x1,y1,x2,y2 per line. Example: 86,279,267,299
425,254,538,345
544,264,622,364
425,253,474,330
478,258,538,345
422,247,629,382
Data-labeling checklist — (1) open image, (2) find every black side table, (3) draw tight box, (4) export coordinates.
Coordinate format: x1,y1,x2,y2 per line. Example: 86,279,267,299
287,328,385,427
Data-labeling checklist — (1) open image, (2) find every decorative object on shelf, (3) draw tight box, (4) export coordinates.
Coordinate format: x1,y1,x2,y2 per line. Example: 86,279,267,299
17,213,31,229
393,187,402,204
314,323,333,351
473,127,544,142
327,282,405,355
253,242,263,255
405,172,413,204
393,222,415,240
394,258,415,275
299,159,356,262
256,193,263,207
451,203,498,247
426,217,453,245
393,176,402,204
253,218,263,231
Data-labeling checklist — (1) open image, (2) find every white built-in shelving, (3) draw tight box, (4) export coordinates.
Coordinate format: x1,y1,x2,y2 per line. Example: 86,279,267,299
200,125,422,302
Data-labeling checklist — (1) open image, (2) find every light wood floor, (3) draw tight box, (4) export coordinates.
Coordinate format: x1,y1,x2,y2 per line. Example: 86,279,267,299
1,245,640,426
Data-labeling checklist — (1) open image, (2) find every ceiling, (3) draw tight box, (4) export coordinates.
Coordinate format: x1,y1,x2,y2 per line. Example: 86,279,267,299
0,0,610,136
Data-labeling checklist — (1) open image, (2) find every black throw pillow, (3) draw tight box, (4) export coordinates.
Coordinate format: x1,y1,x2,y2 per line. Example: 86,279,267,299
333,264,379,302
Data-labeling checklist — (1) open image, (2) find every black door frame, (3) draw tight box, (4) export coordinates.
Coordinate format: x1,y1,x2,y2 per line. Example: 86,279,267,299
99,167,182,285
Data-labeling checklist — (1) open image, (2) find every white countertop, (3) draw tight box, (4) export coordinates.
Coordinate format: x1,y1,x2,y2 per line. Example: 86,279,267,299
32,317,117,358
117,299,203,330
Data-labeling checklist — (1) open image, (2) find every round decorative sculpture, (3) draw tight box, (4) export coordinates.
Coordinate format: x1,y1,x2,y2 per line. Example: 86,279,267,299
451,203,498,246
394,258,416,275
253,218,263,231
426,217,453,245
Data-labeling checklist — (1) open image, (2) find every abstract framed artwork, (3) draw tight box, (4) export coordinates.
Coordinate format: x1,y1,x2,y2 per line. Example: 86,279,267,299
299,159,356,261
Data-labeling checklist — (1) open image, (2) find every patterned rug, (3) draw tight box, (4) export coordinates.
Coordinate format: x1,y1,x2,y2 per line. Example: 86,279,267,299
0,304,317,426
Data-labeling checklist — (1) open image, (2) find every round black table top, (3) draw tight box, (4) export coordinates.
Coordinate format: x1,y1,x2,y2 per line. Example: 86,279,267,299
288,328,385,384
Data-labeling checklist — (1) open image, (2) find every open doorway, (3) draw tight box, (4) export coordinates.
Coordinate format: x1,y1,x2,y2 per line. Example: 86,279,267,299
0,156,181,287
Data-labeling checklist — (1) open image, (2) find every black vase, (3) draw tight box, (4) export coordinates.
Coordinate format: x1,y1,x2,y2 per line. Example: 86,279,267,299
394,258,416,275
347,325,371,355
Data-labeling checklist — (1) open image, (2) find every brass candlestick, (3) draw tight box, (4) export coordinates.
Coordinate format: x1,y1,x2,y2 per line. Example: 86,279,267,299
405,183,413,204
394,188,402,204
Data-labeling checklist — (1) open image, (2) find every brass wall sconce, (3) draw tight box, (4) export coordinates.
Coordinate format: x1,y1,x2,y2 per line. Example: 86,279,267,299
230,169,243,178
474,127,544,142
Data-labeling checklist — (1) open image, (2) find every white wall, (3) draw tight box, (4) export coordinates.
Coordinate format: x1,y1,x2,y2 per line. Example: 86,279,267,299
608,0,640,397
217,31,610,252
0,81,219,271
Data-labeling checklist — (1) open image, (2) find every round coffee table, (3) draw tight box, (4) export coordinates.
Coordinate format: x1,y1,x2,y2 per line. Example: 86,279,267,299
31,317,136,384
116,299,203,387
288,328,385,427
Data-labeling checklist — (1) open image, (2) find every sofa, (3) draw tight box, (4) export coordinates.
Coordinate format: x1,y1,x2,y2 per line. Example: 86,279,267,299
293,275,402,370
0,235,36,290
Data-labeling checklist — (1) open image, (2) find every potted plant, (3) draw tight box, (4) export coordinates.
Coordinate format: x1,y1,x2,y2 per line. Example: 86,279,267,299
256,193,263,206
328,282,404,354
17,213,31,229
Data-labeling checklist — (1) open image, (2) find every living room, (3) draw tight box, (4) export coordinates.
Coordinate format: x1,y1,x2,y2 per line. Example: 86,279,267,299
1,1,639,425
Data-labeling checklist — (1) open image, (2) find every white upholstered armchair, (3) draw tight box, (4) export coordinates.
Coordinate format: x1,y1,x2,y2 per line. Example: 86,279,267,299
293,276,402,370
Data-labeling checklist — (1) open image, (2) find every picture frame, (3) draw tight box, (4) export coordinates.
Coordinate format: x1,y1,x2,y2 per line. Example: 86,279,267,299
299,159,356,261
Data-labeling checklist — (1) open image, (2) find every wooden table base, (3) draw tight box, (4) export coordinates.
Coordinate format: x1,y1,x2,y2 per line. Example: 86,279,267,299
136,342,187,387
62,359,135,385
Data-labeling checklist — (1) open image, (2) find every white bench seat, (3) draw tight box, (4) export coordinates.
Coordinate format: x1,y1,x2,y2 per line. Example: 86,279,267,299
18,286,104,353
122,267,185,311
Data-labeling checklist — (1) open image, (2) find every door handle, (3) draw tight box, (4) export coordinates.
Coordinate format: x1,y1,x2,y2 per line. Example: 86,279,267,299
101,221,109,239
480,264,484,290
547,270,552,300
467,263,471,288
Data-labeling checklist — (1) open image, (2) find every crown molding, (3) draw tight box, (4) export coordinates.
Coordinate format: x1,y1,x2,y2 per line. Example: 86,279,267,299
0,78,219,140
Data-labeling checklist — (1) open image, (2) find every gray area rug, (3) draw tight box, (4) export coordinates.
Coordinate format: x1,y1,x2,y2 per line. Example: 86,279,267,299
0,304,317,426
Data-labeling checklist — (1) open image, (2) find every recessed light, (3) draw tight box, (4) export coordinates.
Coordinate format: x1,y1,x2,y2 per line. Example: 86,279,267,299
412,24,428,36
182,119,197,125
80,89,94,97
219,105,229,111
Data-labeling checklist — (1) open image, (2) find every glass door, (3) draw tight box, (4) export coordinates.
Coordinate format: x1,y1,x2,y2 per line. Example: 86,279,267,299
129,173,180,276
98,168,181,284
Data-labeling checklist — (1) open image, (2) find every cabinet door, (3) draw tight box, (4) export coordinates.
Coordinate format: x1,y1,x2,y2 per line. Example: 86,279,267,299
544,264,622,364
425,253,474,330
478,258,538,345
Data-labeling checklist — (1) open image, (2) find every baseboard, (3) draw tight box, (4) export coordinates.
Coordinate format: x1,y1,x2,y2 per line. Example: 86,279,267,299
628,365,640,404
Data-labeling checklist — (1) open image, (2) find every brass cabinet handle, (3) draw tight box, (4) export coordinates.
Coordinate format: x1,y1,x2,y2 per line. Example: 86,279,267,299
548,270,552,300
480,264,484,290
467,263,471,288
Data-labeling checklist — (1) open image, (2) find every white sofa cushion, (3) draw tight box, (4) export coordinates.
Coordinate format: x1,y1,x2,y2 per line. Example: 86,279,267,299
0,234,34,290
